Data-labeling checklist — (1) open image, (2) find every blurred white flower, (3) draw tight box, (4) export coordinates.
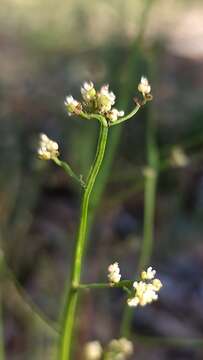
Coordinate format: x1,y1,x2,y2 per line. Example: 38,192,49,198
141,266,156,280
108,262,121,285
38,133,59,161
107,338,133,359
170,146,189,167
84,341,103,360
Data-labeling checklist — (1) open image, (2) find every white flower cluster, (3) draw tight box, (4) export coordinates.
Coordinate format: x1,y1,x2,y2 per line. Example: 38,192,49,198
84,338,133,360
108,262,121,286
37,133,59,161
84,341,103,360
127,267,162,307
170,146,189,167
65,81,124,123
138,76,151,96
106,338,133,360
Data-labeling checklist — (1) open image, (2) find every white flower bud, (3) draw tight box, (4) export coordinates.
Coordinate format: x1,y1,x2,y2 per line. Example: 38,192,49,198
81,81,96,102
108,262,121,285
38,133,59,161
138,76,151,95
64,95,81,115
84,341,103,360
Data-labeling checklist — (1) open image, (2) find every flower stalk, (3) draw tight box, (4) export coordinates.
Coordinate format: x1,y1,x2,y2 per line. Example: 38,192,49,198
59,124,108,360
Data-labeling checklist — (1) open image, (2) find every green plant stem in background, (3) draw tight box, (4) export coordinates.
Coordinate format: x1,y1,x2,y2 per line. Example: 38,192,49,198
120,83,159,338
59,124,108,360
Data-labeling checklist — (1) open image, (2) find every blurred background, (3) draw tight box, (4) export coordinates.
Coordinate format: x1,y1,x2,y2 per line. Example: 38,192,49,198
0,0,203,359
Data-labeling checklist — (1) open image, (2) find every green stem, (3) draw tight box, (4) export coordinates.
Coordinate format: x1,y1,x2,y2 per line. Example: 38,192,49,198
59,124,108,360
120,89,159,338
53,158,85,188
76,280,133,290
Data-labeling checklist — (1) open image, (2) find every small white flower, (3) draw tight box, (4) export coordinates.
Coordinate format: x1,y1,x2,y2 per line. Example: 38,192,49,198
107,338,133,359
81,81,96,102
128,268,162,307
38,133,59,161
138,76,151,96
152,278,163,291
141,266,156,280
84,341,103,360
107,108,124,122
170,146,189,167
97,84,116,113
64,95,80,115
127,297,139,307
108,262,121,285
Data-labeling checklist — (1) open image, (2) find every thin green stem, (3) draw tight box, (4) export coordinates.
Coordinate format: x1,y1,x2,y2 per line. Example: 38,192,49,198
53,158,85,188
120,82,159,338
76,280,133,290
59,124,108,360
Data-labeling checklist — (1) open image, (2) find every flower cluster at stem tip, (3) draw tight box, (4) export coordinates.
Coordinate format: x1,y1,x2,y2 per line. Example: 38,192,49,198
37,133,59,160
84,338,133,360
65,81,124,124
108,262,121,286
108,263,162,307
37,77,152,161
64,76,152,125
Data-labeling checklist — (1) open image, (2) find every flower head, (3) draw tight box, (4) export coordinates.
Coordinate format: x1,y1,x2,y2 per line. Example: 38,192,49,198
108,262,121,286
84,341,103,360
64,95,82,116
97,84,116,113
170,146,189,167
106,108,124,123
107,338,133,359
38,133,59,160
81,81,96,102
138,76,151,96
141,266,156,280
127,267,162,307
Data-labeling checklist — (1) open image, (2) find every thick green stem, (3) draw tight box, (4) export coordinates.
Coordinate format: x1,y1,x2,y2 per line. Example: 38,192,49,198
59,124,108,360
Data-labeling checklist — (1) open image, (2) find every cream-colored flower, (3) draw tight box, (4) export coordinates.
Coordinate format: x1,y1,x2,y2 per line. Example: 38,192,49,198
138,76,151,96
107,338,133,359
81,81,96,102
141,266,156,280
64,95,80,115
152,278,163,291
97,84,116,113
127,268,162,307
108,262,121,285
84,341,103,360
106,108,124,122
170,146,189,167
38,133,59,161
